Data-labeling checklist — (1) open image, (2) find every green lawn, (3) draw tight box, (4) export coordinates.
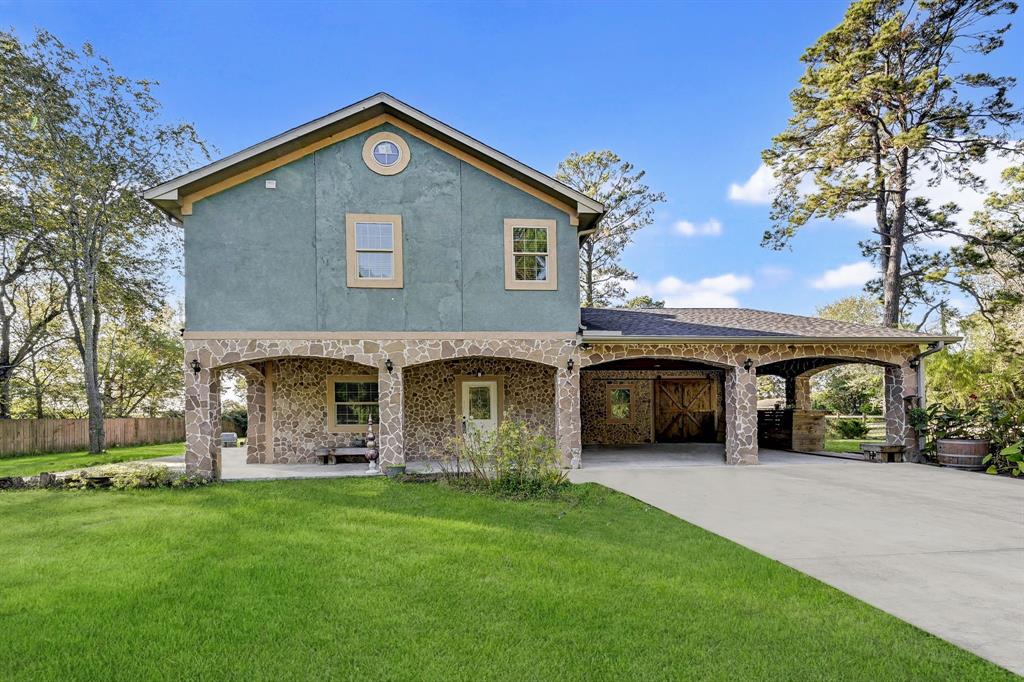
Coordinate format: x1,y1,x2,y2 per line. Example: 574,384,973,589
0,441,183,478
825,438,884,454
0,480,1011,680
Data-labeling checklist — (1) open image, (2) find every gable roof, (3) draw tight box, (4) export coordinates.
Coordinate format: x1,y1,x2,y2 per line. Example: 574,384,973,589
580,307,959,344
144,92,605,225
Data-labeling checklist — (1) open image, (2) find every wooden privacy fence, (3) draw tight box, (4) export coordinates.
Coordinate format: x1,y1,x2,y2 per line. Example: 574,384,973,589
0,417,185,457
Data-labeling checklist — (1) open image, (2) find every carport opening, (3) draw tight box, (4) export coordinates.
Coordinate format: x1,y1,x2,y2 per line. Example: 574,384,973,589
581,358,726,449
758,357,901,460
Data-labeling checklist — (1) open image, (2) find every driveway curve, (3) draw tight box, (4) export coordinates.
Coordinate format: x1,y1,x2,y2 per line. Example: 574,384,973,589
571,460,1024,675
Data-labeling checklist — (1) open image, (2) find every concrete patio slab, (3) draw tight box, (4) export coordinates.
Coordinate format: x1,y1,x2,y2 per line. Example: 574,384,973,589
570,461,1024,675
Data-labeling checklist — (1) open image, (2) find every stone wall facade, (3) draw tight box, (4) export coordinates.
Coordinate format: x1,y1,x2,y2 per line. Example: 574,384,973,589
403,357,555,460
183,335,923,476
269,358,376,463
581,369,723,446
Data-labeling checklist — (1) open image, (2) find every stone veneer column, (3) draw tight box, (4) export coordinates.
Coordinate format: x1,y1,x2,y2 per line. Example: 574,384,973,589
884,364,921,461
785,375,812,410
184,360,221,478
243,366,267,464
724,365,758,465
555,366,582,468
377,364,404,466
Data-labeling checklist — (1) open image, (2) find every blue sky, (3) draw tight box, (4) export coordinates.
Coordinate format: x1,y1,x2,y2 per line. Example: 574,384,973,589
6,0,1022,316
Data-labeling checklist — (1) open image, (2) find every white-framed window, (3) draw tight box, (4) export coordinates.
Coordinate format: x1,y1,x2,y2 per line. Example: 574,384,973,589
326,375,379,433
503,218,557,290
346,214,403,288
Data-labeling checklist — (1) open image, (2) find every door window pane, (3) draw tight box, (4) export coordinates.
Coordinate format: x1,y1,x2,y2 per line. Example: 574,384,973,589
468,386,491,420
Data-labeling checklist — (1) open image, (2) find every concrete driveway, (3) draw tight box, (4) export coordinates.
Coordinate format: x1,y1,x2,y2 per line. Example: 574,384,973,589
571,460,1024,675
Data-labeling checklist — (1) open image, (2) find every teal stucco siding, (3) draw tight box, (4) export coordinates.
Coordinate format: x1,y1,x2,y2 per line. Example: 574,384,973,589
184,123,579,333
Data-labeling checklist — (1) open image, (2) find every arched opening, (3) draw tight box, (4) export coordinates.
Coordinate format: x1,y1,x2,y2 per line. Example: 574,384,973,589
402,356,557,461
758,356,909,459
580,357,729,461
214,354,380,468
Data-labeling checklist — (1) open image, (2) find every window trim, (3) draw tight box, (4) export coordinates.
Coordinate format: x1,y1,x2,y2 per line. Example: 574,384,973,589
605,383,635,425
503,218,557,291
326,374,380,433
362,131,411,175
346,213,404,288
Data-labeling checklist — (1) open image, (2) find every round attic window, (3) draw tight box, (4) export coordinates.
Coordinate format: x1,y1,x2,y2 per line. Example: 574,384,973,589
372,140,400,166
362,132,411,175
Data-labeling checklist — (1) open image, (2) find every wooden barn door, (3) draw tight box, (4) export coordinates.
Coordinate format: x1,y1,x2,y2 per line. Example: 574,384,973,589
654,379,718,442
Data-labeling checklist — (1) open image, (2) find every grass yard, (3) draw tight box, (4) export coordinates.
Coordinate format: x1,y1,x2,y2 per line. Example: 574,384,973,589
0,441,183,478
824,438,883,454
0,480,1012,681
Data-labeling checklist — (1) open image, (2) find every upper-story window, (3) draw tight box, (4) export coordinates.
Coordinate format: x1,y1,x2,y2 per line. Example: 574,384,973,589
346,214,404,288
504,218,557,290
362,131,411,175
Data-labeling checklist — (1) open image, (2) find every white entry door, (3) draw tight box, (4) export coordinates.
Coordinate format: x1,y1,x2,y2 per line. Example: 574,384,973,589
461,380,499,435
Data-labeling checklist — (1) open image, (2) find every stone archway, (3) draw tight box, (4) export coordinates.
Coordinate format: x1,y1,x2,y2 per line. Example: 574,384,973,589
184,336,578,476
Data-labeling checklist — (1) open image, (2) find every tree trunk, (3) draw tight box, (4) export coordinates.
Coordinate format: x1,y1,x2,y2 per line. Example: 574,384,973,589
78,270,105,454
582,240,594,307
882,150,910,328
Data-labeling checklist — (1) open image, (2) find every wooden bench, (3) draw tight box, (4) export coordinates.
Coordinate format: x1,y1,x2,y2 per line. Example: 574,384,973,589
315,447,372,465
860,443,905,463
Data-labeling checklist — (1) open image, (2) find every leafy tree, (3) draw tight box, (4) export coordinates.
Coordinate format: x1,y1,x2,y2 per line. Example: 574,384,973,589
0,30,205,451
624,295,665,308
99,306,183,418
953,164,1024,320
813,296,884,414
555,151,665,307
763,0,1021,328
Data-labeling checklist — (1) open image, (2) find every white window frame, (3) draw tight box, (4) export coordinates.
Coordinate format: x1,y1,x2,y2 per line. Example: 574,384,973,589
346,214,404,288
504,218,557,291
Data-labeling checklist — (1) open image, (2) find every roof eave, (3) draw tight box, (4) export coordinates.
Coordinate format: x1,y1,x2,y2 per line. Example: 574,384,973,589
143,93,604,224
579,333,962,345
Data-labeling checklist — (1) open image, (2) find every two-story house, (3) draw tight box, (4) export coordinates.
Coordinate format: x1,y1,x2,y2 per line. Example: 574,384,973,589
144,94,954,477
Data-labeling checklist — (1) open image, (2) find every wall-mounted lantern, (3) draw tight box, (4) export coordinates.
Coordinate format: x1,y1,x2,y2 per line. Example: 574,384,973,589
566,358,575,373
384,358,394,374
190,358,202,378
743,358,754,372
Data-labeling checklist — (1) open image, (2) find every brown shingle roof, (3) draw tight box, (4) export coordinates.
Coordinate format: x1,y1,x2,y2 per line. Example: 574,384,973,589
580,308,957,343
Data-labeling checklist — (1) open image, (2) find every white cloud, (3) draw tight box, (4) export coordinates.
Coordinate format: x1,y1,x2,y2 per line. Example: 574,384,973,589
627,273,753,307
811,261,876,290
730,154,1017,247
728,163,776,204
673,218,723,237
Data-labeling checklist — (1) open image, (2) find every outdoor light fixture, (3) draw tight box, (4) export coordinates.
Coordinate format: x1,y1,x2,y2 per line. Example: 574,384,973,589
908,358,921,369
384,358,394,374
566,358,575,373
743,358,754,371
190,358,202,377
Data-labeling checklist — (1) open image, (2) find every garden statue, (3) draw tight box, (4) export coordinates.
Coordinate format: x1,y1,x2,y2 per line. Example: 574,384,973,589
365,416,380,474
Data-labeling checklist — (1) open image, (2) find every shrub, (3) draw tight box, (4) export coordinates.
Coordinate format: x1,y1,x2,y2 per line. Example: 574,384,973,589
436,415,568,498
828,417,869,440
59,464,211,490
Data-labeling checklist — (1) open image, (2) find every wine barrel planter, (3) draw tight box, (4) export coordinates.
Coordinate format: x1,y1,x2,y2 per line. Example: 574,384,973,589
935,438,989,471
